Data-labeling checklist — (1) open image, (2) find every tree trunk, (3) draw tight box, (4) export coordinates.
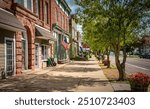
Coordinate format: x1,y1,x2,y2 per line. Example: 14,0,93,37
102,54,105,63
106,49,110,68
114,50,125,81
119,32,127,80
121,45,127,77
107,54,110,68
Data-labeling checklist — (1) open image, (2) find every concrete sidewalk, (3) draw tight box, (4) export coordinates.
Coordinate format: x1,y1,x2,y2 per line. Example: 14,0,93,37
0,56,114,92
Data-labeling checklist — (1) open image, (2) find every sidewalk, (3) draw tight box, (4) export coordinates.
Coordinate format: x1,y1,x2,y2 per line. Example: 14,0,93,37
0,56,114,92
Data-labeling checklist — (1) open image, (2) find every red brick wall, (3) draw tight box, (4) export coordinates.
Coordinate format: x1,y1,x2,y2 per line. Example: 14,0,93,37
0,0,70,75
0,0,12,10
15,32,23,75
50,0,69,33
0,1,36,74
24,0,51,30
15,15,36,74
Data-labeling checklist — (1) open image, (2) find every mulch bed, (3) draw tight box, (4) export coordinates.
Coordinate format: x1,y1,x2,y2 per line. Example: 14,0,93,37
99,62,120,81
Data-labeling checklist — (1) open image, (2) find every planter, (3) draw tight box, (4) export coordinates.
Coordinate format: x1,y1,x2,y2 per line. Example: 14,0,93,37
128,72,150,92
130,85,149,92
103,60,110,66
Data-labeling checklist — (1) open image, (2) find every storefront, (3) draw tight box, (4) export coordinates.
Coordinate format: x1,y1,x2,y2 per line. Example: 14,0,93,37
53,29,70,64
35,25,56,69
0,8,25,77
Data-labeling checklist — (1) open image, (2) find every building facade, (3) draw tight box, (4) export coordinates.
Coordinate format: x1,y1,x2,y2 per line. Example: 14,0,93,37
50,0,71,63
0,0,61,77
69,15,78,58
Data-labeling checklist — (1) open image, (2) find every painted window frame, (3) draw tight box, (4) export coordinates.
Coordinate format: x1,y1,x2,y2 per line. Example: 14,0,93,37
4,37,16,76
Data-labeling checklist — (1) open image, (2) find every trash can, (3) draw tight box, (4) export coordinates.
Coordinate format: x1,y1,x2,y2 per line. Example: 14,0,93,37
47,58,51,67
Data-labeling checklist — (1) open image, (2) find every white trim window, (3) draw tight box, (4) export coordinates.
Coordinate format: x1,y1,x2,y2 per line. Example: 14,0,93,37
15,0,33,11
41,45,48,60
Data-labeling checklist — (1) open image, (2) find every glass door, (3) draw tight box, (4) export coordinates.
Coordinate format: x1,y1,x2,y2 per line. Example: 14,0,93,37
6,40,14,76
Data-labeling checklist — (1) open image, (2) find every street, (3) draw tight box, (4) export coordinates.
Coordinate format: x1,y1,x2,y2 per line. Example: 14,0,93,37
110,56,150,74
126,58,150,74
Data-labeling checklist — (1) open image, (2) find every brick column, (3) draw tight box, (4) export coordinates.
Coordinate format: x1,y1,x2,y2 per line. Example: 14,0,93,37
15,32,22,75
28,26,35,70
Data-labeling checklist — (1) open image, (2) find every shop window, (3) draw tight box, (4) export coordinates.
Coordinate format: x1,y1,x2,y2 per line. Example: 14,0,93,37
41,45,48,60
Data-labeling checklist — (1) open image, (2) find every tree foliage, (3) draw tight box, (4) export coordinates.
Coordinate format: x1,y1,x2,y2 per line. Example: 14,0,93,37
75,0,150,80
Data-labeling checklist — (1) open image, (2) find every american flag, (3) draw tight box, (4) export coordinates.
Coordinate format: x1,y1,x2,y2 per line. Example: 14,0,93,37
61,41,70,50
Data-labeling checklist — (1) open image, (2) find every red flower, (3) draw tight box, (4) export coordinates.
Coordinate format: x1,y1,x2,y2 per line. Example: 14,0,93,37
128,72,150,87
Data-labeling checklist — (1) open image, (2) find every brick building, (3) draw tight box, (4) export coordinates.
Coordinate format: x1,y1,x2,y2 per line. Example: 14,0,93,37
0,0,58,77
50,0,71,63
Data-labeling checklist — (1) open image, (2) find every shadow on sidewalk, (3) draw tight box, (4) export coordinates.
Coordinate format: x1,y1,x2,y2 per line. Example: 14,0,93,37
52,67,100,73
0,73,110,92
70,62,97,66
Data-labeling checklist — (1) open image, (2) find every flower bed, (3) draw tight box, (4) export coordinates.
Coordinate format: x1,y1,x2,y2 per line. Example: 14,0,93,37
128,72,150,92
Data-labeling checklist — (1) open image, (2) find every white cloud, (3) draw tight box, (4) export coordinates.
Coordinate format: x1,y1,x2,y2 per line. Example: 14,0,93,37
66,0,78,14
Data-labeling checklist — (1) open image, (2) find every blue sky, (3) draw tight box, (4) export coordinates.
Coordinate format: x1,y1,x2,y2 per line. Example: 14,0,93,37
66,0,83,33
66,0,78,14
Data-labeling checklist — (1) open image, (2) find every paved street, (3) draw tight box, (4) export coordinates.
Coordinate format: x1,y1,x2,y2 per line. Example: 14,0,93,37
0,57,113,92
125,58,150,74
110,56,150,74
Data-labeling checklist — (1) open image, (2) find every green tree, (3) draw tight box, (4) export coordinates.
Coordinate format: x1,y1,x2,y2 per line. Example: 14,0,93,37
83,15,111,68
75,0,150,80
